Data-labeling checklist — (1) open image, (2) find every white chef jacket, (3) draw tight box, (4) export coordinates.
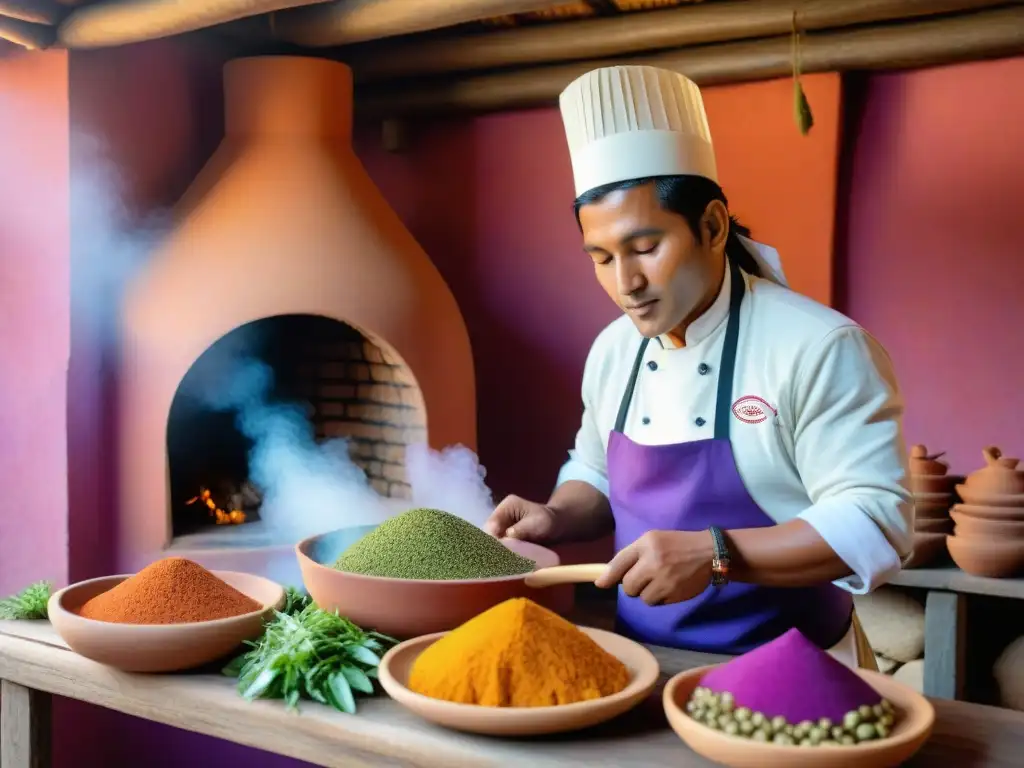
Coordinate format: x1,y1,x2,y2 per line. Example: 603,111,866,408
556,264,914,595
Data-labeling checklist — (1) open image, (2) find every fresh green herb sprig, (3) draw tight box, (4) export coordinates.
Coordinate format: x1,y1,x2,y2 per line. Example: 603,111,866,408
281,585,313,615
0,581,52,620
223,600,395,714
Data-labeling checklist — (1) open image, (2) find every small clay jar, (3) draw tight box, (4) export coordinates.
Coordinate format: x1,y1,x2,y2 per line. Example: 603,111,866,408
909,445,949,476
962,447,1024,495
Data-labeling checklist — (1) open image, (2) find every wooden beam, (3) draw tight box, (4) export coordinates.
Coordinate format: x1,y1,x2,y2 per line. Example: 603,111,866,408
345,0,1018,81
0,15,54,48
222,0,566,48
354,5,1024,119
0,0,64,25
0,679,52,768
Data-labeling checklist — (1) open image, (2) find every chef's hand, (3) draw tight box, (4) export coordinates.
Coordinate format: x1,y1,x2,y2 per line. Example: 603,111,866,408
484,495,560,543
594,530,715,605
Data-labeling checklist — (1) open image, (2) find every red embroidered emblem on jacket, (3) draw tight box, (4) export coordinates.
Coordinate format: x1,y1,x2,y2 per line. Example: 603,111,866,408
731,395,776,424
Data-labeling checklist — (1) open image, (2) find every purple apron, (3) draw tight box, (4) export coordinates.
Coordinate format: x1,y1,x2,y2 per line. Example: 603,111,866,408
608,257,852,654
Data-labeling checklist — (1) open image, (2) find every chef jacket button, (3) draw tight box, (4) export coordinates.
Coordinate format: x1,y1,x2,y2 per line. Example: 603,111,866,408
642,417,651,425
647,360,658,371
695,417,706,427
698,363,711,375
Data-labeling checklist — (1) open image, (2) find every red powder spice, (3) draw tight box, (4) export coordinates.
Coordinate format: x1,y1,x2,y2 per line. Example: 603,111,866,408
77,557,262,625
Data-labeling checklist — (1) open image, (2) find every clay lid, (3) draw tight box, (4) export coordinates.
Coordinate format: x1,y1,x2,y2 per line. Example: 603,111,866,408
698,628,881,723
909,445,948,476
963,446,1024,494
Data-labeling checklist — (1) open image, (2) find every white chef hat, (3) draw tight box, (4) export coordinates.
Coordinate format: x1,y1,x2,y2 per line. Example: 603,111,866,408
559,65,717,198
559,65,789,288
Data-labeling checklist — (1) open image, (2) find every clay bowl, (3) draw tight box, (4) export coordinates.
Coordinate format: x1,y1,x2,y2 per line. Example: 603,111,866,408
947,535,1024,578
913,500,951,521
47,571,284,673
914,517,953,535
956,485,1024,508
904,532,948,569
297,525,568,639
951,509,1024,539
377,626,659,736
951,502,1024,522
909,474,957,495
663,664,934,768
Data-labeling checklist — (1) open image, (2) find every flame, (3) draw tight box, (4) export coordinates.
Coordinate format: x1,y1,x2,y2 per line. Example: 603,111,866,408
186,487,246,525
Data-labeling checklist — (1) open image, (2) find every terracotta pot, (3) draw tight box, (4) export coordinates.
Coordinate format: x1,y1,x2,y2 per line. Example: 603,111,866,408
914,500,951,520
947,534,1024,578
909,474,957,495
904,532,948,569
961,447,1024,495
915,517,953,534
908,444,949,476
951,503,1024,522
950,510,1024,539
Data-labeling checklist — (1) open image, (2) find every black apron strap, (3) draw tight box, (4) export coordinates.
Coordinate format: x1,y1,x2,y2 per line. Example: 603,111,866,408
613,337,650,433
612,257,748,439
713,257,746,440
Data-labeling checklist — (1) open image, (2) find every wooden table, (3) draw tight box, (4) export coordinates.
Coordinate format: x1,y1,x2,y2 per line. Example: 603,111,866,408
3,621,1024,767
889,565,1024,700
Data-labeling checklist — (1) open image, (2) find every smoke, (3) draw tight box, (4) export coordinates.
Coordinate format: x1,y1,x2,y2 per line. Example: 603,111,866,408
197,353,496,544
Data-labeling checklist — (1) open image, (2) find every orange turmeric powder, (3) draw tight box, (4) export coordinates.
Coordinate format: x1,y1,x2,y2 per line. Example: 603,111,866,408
408,597,631,707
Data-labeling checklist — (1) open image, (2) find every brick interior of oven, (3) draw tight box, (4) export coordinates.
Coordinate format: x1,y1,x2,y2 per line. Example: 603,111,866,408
167,314,426,538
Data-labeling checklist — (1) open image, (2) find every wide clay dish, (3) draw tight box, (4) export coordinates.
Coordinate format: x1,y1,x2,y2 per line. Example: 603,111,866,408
48,571,284,673
951,503,1024,522
946,535,1024,578
377,626,659,736
904,532,947,569
950,509,1024,537
956,486,1024,508
297,525,570,639
664,664,934,768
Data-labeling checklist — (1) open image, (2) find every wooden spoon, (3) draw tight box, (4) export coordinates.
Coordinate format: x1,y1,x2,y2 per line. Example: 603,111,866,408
523,563,607,588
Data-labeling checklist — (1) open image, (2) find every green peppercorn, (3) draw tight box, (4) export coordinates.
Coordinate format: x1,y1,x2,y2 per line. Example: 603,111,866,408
808,727,825,744
771,715,787,733
750,711,766,727
734,706,751,721
752,729,770,742
773,733,795,746
858,705,874,720
720,692,735,712
840,734,856,746
818,717,832,731
856,723,878,742
739,720,755,736
872,703,885,720
831,726,845,741
881,698,894,713
875,723,890,739
843,711,862,730
724,721,740,736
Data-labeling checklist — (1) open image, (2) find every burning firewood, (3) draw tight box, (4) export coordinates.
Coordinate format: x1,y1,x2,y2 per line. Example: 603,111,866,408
185,487,246,526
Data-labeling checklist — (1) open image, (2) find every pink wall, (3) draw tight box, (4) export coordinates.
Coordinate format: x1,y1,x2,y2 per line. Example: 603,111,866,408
0,50,70,597
839,56,1024,475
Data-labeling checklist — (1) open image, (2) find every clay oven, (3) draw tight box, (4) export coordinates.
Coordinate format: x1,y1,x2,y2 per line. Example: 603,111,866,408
117,56,475,570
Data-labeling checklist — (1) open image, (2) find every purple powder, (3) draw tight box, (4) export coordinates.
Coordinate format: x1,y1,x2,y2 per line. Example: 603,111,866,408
699,628,881,723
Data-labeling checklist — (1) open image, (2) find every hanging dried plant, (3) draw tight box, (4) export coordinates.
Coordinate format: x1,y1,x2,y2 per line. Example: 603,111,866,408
791,10,814,136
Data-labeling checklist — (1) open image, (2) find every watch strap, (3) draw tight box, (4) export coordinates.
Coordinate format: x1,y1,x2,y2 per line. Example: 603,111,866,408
709,525,731,587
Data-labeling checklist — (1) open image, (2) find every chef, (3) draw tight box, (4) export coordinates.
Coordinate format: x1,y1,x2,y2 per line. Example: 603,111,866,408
485,65,914,669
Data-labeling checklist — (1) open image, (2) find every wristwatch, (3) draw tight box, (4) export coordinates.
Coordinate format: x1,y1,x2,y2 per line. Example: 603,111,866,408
708,525,731,587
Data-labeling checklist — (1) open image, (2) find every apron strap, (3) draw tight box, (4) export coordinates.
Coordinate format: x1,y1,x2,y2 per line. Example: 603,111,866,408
612,257,747,438
614,337,651,433
713,257,746,440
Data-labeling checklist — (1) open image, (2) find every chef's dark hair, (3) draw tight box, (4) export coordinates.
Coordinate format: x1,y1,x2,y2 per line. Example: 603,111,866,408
573,175,762,277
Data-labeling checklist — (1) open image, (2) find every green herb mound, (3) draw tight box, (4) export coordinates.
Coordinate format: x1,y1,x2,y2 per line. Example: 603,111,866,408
333,508,536,580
